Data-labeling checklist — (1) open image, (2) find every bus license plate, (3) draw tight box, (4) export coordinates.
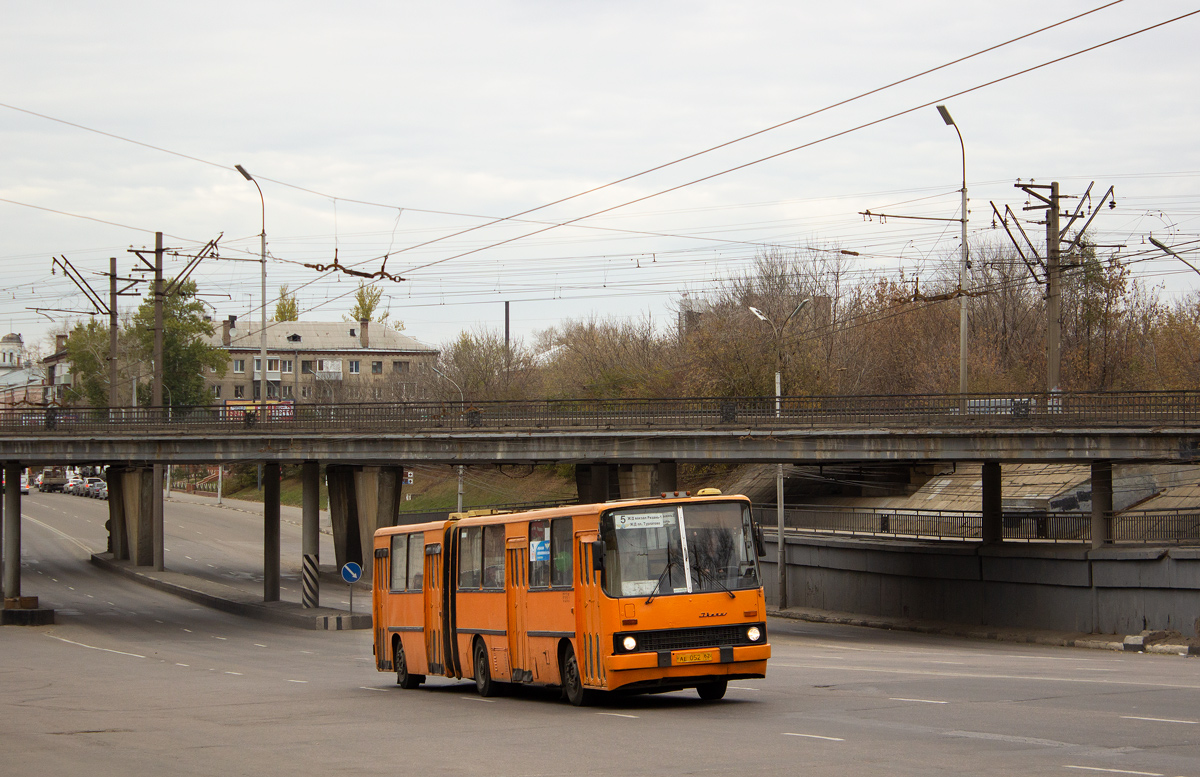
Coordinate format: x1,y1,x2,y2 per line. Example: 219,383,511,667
674,650,715,664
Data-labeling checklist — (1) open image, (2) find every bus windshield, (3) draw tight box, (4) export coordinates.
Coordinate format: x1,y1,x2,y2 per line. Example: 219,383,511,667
599,501,759,599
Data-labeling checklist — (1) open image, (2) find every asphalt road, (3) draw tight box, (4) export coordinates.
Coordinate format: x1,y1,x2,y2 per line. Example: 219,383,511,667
3,492,1199,776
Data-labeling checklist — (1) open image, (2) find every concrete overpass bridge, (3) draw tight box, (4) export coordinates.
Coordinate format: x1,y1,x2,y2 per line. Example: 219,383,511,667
3,391,1199,631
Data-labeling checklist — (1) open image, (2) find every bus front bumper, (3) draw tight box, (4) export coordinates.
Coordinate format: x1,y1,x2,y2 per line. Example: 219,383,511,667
605,643,771,672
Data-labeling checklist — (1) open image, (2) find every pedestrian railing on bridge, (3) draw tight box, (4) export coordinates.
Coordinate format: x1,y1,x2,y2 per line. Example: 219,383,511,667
5,390,1200,434
753,505,1200,545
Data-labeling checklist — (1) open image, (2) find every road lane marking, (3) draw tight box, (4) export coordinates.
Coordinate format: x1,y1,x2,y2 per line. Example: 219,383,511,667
730,686,760,691
946,731,1067,747
287,679,308,683
214,636,227,640
784,733,844,741
360,687,388,692
182,628,192,633
24,516,96,555
891,698,949,704
460,696,495,702
46,634,145,659
597,713,639,718
1063,767,1163,776
176,663,189,667
1120,716,1197,725
225,672,243,676
254,644,267,648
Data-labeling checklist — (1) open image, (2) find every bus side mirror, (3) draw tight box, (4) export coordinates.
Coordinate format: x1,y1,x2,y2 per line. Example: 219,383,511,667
591,541,606,571
753,523,766,558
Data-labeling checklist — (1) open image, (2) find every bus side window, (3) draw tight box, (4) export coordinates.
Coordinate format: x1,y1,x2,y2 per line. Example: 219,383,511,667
529,519,550,588
408,536,424,591
459,527,482,590
550,517,572,588
390,534,407,591
482,525,505,589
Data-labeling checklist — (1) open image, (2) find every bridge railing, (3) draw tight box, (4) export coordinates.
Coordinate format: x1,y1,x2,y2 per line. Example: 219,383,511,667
4,390,1200,433
755,505,1200,545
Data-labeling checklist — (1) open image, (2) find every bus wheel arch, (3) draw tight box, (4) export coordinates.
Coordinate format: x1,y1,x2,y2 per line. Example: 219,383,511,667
394,635,424,689
472,636,500,697
559,640,594,707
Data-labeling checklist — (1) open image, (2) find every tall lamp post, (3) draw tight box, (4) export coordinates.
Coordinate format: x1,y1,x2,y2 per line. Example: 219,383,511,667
432,366,466,514
749,298,809,610
936,105,969,398
234,164,269,420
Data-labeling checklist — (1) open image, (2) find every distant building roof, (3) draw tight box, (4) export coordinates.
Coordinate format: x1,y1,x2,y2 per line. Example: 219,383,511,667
212,320,438,354
1,333,23,344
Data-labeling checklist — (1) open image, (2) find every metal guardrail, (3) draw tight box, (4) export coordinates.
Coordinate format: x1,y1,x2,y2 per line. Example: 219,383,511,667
4,390,1200,435
755,505,1200,545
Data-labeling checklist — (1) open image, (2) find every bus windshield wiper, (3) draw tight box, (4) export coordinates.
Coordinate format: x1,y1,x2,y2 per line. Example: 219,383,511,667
645,554,681,604
691,562,736,599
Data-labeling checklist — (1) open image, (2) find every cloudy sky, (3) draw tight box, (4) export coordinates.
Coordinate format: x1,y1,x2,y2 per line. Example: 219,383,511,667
2,1,1198,355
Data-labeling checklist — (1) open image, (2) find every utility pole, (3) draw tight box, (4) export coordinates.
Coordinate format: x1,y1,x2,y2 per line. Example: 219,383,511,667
109,257,118,410
153,231,164,410
1046,182,1061,393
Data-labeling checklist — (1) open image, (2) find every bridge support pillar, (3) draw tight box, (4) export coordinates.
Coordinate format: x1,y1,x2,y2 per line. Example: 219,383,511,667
301,460,320,608
327,464,402,580
3,461,21,599
106,466,128,560
152,464,164,571
264,462,280,602
617,465,655,498
981,461,1003,544
118,468,155,566
1091,460,1113,548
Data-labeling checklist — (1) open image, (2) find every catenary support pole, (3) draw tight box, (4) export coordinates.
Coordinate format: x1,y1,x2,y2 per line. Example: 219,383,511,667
981,461,1003,544
1091,460,1113,548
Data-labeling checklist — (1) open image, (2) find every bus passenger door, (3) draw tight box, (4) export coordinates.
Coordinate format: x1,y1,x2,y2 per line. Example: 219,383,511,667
372,546,389,671
575,532,604,689
506,535,529,682
443,523,463,678
424,536,444,676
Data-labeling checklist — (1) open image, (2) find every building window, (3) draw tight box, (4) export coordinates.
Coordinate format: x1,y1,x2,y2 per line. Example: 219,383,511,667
234,385,244,399
267,383,278,398
373,387,383,399
209,365,217,373
253,383,261,400
267,358,280,372
282,385,293,398
254,358,261,373
393,361,410,374
301,360,313,374
233,359,245,373
301,386,311,399
371,361,383,374
280,360,293,374
318,359,341,373
214,385,222,398
349,360,360,374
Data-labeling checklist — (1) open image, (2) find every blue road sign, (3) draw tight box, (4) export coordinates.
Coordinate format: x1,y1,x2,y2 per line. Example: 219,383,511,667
341,562,363,584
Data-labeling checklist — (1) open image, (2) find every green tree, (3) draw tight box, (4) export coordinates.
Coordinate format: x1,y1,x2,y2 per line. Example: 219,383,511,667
64,319,111,407
274,284,299,322
130,279,227,407
345,281,403,329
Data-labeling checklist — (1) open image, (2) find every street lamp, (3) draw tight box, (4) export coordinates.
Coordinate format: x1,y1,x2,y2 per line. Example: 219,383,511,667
936,105,969,398
432,366,466,514
748,298,809,611
235,164,269,421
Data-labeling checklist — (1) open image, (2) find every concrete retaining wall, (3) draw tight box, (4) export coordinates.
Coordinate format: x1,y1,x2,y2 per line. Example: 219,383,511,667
764,535,1200,637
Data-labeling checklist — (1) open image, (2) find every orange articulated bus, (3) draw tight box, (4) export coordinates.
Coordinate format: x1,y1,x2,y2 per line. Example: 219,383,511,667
371,490,770,705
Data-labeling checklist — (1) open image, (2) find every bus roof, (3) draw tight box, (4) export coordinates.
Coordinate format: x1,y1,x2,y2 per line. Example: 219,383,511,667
373,493,751,540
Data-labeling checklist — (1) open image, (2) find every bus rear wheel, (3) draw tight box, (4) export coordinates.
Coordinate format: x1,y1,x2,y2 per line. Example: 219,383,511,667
696,679,727,701
561,644,595,707
474,640,500,697
395,640,424,689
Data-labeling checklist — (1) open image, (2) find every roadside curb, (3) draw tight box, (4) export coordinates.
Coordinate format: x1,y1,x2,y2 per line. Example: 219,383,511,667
767,607,1198,656
89,553,371,631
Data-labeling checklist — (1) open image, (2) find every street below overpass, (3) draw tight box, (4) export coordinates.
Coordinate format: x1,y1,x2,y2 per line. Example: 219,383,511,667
3,493,1199,776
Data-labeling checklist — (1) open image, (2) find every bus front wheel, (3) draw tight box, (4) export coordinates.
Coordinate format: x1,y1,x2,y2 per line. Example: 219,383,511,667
395,639,424,689
561,644,595,707
474,639,500,697
696,679,727,701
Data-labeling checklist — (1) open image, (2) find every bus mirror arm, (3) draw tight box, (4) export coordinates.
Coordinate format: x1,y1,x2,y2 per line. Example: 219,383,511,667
591,541,606,571
753,523,766,558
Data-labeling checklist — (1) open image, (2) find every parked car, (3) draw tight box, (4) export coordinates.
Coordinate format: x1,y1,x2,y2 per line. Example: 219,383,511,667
63,476,84,495
83,477,105,497
20,476,30,494
95,482,108,500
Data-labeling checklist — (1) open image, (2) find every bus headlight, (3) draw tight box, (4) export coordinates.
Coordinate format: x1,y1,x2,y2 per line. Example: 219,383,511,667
747,626,762,642
622,636,638,652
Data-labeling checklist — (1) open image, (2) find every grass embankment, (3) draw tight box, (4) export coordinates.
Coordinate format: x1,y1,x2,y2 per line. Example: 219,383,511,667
219,463,577,514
